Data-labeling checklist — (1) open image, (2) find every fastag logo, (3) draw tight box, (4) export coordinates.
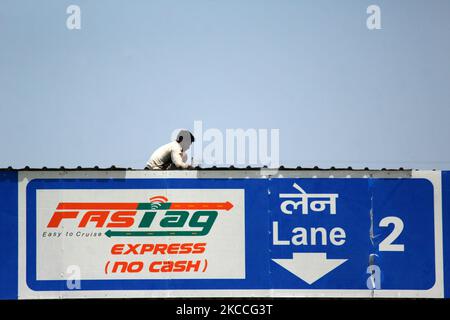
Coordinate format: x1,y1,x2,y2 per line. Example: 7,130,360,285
46,196,234,237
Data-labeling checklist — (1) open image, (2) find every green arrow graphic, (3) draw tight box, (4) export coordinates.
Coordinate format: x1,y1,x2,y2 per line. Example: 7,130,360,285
105,229,206,237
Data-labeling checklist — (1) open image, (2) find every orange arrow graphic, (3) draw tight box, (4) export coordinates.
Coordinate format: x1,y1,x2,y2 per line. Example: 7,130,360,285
56,201,234,211
170,201,233,211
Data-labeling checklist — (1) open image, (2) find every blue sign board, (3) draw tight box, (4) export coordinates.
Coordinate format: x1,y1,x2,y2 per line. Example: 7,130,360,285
269,178,435,290
0,170,448,299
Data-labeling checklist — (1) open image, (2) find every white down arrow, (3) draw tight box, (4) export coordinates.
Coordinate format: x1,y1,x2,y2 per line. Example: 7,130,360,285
272,252,347,285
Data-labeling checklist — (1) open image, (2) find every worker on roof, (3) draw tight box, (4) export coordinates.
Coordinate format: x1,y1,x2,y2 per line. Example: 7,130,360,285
146,130,195,170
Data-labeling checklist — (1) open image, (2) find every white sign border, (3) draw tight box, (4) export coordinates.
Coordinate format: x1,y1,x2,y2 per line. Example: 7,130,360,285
17,170,443,299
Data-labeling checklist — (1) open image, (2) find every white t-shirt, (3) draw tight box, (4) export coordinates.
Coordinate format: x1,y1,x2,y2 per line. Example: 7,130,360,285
146,141,189,169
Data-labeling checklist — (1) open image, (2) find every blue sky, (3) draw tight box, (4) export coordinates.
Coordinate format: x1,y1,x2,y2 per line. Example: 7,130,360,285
1,0,450,169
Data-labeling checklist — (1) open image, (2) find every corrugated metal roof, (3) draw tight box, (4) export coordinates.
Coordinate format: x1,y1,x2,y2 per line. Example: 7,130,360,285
0,165,412,171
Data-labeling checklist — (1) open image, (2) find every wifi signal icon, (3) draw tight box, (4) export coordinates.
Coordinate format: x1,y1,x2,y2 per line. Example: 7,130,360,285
149,195,168,210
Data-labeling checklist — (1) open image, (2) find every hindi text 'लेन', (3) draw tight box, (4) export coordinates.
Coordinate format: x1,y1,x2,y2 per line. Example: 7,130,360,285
279,183,338,215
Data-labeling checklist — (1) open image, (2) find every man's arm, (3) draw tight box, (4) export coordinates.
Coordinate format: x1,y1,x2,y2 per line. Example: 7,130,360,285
170,146,190,169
